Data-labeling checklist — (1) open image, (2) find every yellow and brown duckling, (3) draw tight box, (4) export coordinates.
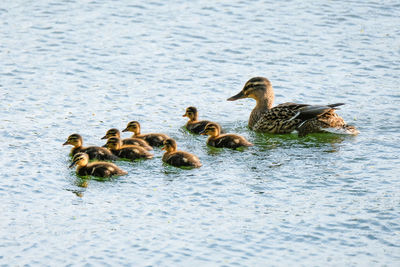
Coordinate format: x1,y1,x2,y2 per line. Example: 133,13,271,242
105,137,153,161
182,106,223,134
228,77,359,136
69,152,127,177
101,128,153,151
162,138,202,168
63,133,118,161
200,122,253,149
122,121,169,147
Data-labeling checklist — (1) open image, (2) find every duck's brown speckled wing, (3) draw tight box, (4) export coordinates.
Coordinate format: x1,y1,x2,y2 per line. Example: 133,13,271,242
252,104,306,133
297,109,358,136
252,103,350,135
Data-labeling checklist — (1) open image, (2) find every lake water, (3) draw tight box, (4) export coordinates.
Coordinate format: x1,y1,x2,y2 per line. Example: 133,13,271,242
1,0,399,265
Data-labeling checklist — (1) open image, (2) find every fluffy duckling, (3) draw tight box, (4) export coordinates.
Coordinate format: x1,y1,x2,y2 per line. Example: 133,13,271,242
162,138,202,168
182,106,223,134
122,121,169,147
63,134,118,161
105,137,153,161
200,123,253,149
70,152,127,177
101,128,153,151
227,77,359,136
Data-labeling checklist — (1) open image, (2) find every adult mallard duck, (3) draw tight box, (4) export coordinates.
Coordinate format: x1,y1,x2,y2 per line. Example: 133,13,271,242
200,122,253,149
162,138,202,168
227,77,359,136
63,134,118,161
69,152,127,177
182,106,223,134
105,137,153,161
122,121,169,147
101,128,153,151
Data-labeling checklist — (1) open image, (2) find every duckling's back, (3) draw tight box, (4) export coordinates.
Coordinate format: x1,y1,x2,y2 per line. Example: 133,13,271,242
121,138,153,150
78,162,127,177
186,120,212,134
186,120,225,134
208,134,253,149
163,151,202,168
80,146,118,161
140,133,169,147
115,145,153,160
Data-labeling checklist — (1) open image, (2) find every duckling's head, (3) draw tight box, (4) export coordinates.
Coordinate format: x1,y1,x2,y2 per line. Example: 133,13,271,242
69,152,89,168
200,122,220,137
105,137,122,150
101,128,121,139
122,121,140,135
227,77,274,108
162,138,177,153
63,134,83,147
183,106,198,121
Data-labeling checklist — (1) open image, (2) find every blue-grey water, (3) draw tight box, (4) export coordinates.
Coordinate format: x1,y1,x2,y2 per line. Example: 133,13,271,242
1,0,399,266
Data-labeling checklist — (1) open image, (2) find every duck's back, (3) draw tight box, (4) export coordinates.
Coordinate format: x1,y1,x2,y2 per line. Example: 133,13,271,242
254,103,357,136
163,151,202,168
78,162,127,177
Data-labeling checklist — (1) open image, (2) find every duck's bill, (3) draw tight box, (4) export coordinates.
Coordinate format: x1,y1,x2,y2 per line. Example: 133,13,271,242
182,114,187,117
121,128,128,132
199,130,206,135
62,141,69,146
69,161,77,168
100,135,107,140
161,146,166,151
227,91,245,101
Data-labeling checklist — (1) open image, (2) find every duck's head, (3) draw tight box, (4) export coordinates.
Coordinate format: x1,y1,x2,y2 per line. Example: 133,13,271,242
227,77,274,107
200,122,220,137
69,152,89,168
101,128,121,140
182,106,198,121
63,134,83,147
105,137,122,150
122,121,140,135
162,138,177,153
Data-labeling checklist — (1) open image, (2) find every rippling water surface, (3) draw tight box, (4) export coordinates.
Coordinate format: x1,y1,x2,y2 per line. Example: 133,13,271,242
1,0,399,265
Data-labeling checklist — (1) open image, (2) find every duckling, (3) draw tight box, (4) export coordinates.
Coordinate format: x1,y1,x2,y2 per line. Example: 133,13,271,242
105,137,153,161
227,77,359,136
101,128,153,151
63,134,118,161
69,152,127,177
182,106,224,134
200,122,253,149
162,138,202,168
121,121,169,147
